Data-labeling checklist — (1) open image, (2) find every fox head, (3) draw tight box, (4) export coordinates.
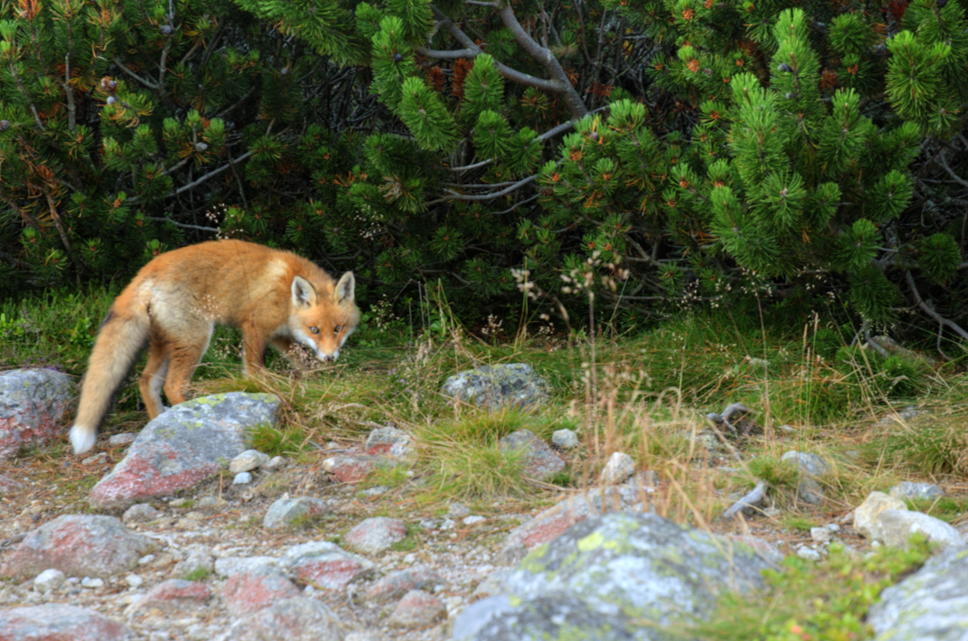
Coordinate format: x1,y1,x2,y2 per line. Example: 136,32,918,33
289,272,359,362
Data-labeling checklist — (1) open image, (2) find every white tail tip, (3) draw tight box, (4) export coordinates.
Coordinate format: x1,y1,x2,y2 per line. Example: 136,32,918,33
70,425,97,455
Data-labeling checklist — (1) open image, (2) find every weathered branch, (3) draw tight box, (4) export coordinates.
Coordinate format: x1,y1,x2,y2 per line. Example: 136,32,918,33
442,174,537,201
114,59,159,90
424,4,588,119
149,217,220,232
905,270,968,340
721,480,769,520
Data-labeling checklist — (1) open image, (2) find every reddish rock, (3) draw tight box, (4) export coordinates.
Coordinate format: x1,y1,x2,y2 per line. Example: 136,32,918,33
0,604,132,640
1,514,156,580
499,429,565,480
130,579,212,614
345,517,407,555
0,472,24,495
0,369,73,460
364,565,443,604
233,597,342,641
321,453,381,483
283,541,374,590
88,393,279,509
387,589,446,628
498,483,647,564
223,565,301,616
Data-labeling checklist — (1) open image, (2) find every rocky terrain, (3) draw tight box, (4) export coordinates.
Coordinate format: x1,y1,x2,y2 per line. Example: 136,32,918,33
1,366,967,641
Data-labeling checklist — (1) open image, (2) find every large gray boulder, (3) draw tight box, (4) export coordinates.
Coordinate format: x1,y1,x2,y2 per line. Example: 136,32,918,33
441,363,549,410
89,392,279,509
869,546,968,641
0,368,74,459
454,511,771,641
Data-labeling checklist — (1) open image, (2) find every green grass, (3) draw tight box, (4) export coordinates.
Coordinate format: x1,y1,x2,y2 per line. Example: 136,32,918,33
690,538,932,641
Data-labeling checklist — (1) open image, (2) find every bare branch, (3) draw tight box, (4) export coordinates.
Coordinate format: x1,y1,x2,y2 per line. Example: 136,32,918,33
149,217,220,232
905,270,968,341
442,174,537,201
114,58,159,90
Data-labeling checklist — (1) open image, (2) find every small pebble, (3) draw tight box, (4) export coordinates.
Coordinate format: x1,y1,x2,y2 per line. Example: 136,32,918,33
34,569,66,592
138,554,156,566
551,429,580,449
126,574,143,588
233,472,253,485
463,516,486,526
108,433,137,446
81,577,104,589
796,547,822,562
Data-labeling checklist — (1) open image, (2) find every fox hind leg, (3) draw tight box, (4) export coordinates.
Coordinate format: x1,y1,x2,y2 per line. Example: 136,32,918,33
160,327,212,408
138,335,170,419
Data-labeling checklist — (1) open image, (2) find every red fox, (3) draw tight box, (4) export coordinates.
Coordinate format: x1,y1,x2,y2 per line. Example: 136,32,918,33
69,239,359,455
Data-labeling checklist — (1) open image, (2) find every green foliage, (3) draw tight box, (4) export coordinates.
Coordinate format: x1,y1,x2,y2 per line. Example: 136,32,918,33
692,539,932,641
3,0,968,341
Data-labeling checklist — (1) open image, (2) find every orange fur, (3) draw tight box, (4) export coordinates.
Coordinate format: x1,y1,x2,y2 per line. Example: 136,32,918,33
69,239,359,455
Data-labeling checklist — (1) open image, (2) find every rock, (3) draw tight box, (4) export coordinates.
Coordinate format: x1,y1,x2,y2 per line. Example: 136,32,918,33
464,515,486,526
173,546,214,579
796,546,822,561
322,454,382,483
364,566,443,604
283,541,375,590
472,569,513,599
0,472,24,494
456,511,770,641
129,579,212,614
365,426,411,455
890,481,944,501
498,429,565,481
33,568,66,592
1,514,156,580
88,392,280,509
727,535,785,567
214,556,279,578
551,429,580,449
810,527,833,545
499,482,648,564
234,472,253,485
875,510,966,550
122,503,161,525
81,577,104,589
0,604,132,641
108,433,137,446
441,363,549,410
230,449,271,473
345,517,407,555
263,456,288,471
388,589,447,628
447,503,472,519
854,491,908,539
232,597,343,641
0,368,74,460
126,574,143,588
196,495,223,510
781,450,829,504
263,497,331,529
869,545,968,641
600,452,636,485
224,565,302,616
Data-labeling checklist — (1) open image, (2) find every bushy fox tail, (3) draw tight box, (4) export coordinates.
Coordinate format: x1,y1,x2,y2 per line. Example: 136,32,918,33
70,306,150,455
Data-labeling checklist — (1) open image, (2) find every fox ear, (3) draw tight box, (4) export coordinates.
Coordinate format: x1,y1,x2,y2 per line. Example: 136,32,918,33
291,275,317,308
336,272,355,305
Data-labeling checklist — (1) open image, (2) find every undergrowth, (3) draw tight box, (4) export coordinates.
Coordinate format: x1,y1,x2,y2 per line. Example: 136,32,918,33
691,537,932,641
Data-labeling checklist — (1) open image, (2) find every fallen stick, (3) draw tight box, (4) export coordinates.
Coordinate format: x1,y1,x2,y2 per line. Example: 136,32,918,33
721,480,769,520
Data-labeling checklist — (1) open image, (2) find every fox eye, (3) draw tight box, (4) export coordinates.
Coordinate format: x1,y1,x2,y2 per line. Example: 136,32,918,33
334,325,342,334
310,326,320,334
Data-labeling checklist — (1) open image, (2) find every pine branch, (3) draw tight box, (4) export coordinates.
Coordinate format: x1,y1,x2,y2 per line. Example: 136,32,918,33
114,58,159,90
